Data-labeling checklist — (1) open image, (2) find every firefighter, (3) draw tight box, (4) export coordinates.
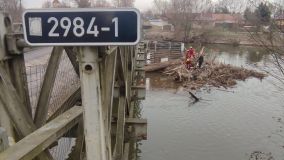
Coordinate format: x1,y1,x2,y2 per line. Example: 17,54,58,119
185,47,195,69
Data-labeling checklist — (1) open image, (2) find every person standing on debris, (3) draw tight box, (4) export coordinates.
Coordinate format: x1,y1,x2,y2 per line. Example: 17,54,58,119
198,53,204,68
198,47,205,68
188,47,195,59
185,48,190,69
185,47,195,69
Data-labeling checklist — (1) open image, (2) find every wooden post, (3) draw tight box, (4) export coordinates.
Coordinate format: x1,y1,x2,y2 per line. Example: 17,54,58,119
8,55,32,117
112,47,128,160
0,106,83,160
79,47,107,160
99,47,117,160
0,127,9,152
65,47,80,76
67,119,84,160
113,95,126,160
0,12,15,144
0,65,54,160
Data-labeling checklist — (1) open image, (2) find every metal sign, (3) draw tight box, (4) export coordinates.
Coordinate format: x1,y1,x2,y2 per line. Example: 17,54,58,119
22,8,141,46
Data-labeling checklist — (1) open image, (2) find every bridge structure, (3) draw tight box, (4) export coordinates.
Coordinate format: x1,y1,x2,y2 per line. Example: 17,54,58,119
0,9,147,160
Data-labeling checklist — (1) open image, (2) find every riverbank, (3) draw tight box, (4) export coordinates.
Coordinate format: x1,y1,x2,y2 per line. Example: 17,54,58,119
145,29,284,47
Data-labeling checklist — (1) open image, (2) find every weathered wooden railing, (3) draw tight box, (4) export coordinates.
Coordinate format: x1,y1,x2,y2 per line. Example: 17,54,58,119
0,12,147,160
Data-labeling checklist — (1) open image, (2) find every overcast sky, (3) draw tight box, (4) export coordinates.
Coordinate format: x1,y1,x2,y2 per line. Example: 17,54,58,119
22,0,154,11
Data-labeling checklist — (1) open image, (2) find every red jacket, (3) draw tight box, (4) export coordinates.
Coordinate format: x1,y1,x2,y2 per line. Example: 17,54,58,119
186,48,195,58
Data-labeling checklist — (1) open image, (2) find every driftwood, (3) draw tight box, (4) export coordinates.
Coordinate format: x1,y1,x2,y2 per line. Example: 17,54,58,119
188,91,199,102
145,60,182,72
164,62,267,90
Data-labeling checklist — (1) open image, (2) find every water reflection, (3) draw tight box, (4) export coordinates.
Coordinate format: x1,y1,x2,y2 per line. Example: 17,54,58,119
203,44,270,66
146,73,180,90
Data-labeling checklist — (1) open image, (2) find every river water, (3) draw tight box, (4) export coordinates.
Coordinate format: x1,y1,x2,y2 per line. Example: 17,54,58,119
140,45,284,160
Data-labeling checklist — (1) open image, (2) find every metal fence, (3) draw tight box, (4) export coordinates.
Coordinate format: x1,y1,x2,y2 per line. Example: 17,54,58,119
25,51,80,160
147,41,184,63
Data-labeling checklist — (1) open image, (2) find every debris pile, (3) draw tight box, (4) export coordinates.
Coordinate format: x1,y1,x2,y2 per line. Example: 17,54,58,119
163,60,266,90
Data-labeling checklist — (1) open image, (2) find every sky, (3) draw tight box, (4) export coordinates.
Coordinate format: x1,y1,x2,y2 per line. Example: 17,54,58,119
22,0,154,11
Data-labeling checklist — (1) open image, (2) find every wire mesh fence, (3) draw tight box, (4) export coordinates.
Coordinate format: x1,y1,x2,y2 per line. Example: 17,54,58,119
25,50,80,160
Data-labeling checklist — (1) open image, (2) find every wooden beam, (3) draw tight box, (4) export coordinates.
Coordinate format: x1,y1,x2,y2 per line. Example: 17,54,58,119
34,47,63,128
122,142,130,160
0,65,54,160
99,48,117,160
0,65,38,138
113,95,126,160
116,48,126,83
0,14,24,143
0,106,83,160
64,47,79,76
0,127,9,152
8,54,32,117
66,119,84,160
0,100,14,145
79,47,107,160
100,50,117,129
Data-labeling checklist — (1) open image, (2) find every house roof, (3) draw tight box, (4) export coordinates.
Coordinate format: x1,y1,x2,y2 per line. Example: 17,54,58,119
274,14,284,20
194,13,243,23
194,13,214,21
212,14,242,22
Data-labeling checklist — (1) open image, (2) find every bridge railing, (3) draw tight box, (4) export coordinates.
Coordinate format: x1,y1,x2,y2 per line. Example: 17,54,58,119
0,12,147,160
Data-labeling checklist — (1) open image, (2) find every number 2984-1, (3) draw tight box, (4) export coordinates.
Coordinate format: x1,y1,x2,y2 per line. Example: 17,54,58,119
47,17,119,38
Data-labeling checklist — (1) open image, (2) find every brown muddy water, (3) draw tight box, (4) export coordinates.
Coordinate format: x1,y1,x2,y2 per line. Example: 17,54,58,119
140,45,284,160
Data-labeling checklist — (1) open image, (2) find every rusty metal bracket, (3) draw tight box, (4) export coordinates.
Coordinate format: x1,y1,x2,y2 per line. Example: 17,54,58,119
5,33,25,55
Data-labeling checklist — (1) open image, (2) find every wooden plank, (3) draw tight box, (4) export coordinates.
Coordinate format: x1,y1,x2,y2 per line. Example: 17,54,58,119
100,49,117,131
122,142,130,160
34,47,63,128
0,101,14,145
0,127,9,152
0,13,17,143
0,65,54,160
113,95,126,160
79,47,107,160
0,106,83,160
0,65,38,138
116,48,126,83
64,47,80,76
66,119,84,160
8,54,32,117
99,48,117,160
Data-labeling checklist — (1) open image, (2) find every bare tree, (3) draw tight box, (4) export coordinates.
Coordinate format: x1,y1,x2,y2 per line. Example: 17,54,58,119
42,1,53,8
76,0,91,7
0,0,22,22
215,0,248,13
153,0,169,15
42,0,71,8
94,0,111,7
245,0,284,85
191,0,212,13
153,0,212,42
169,0,193,41
112,0,135,7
